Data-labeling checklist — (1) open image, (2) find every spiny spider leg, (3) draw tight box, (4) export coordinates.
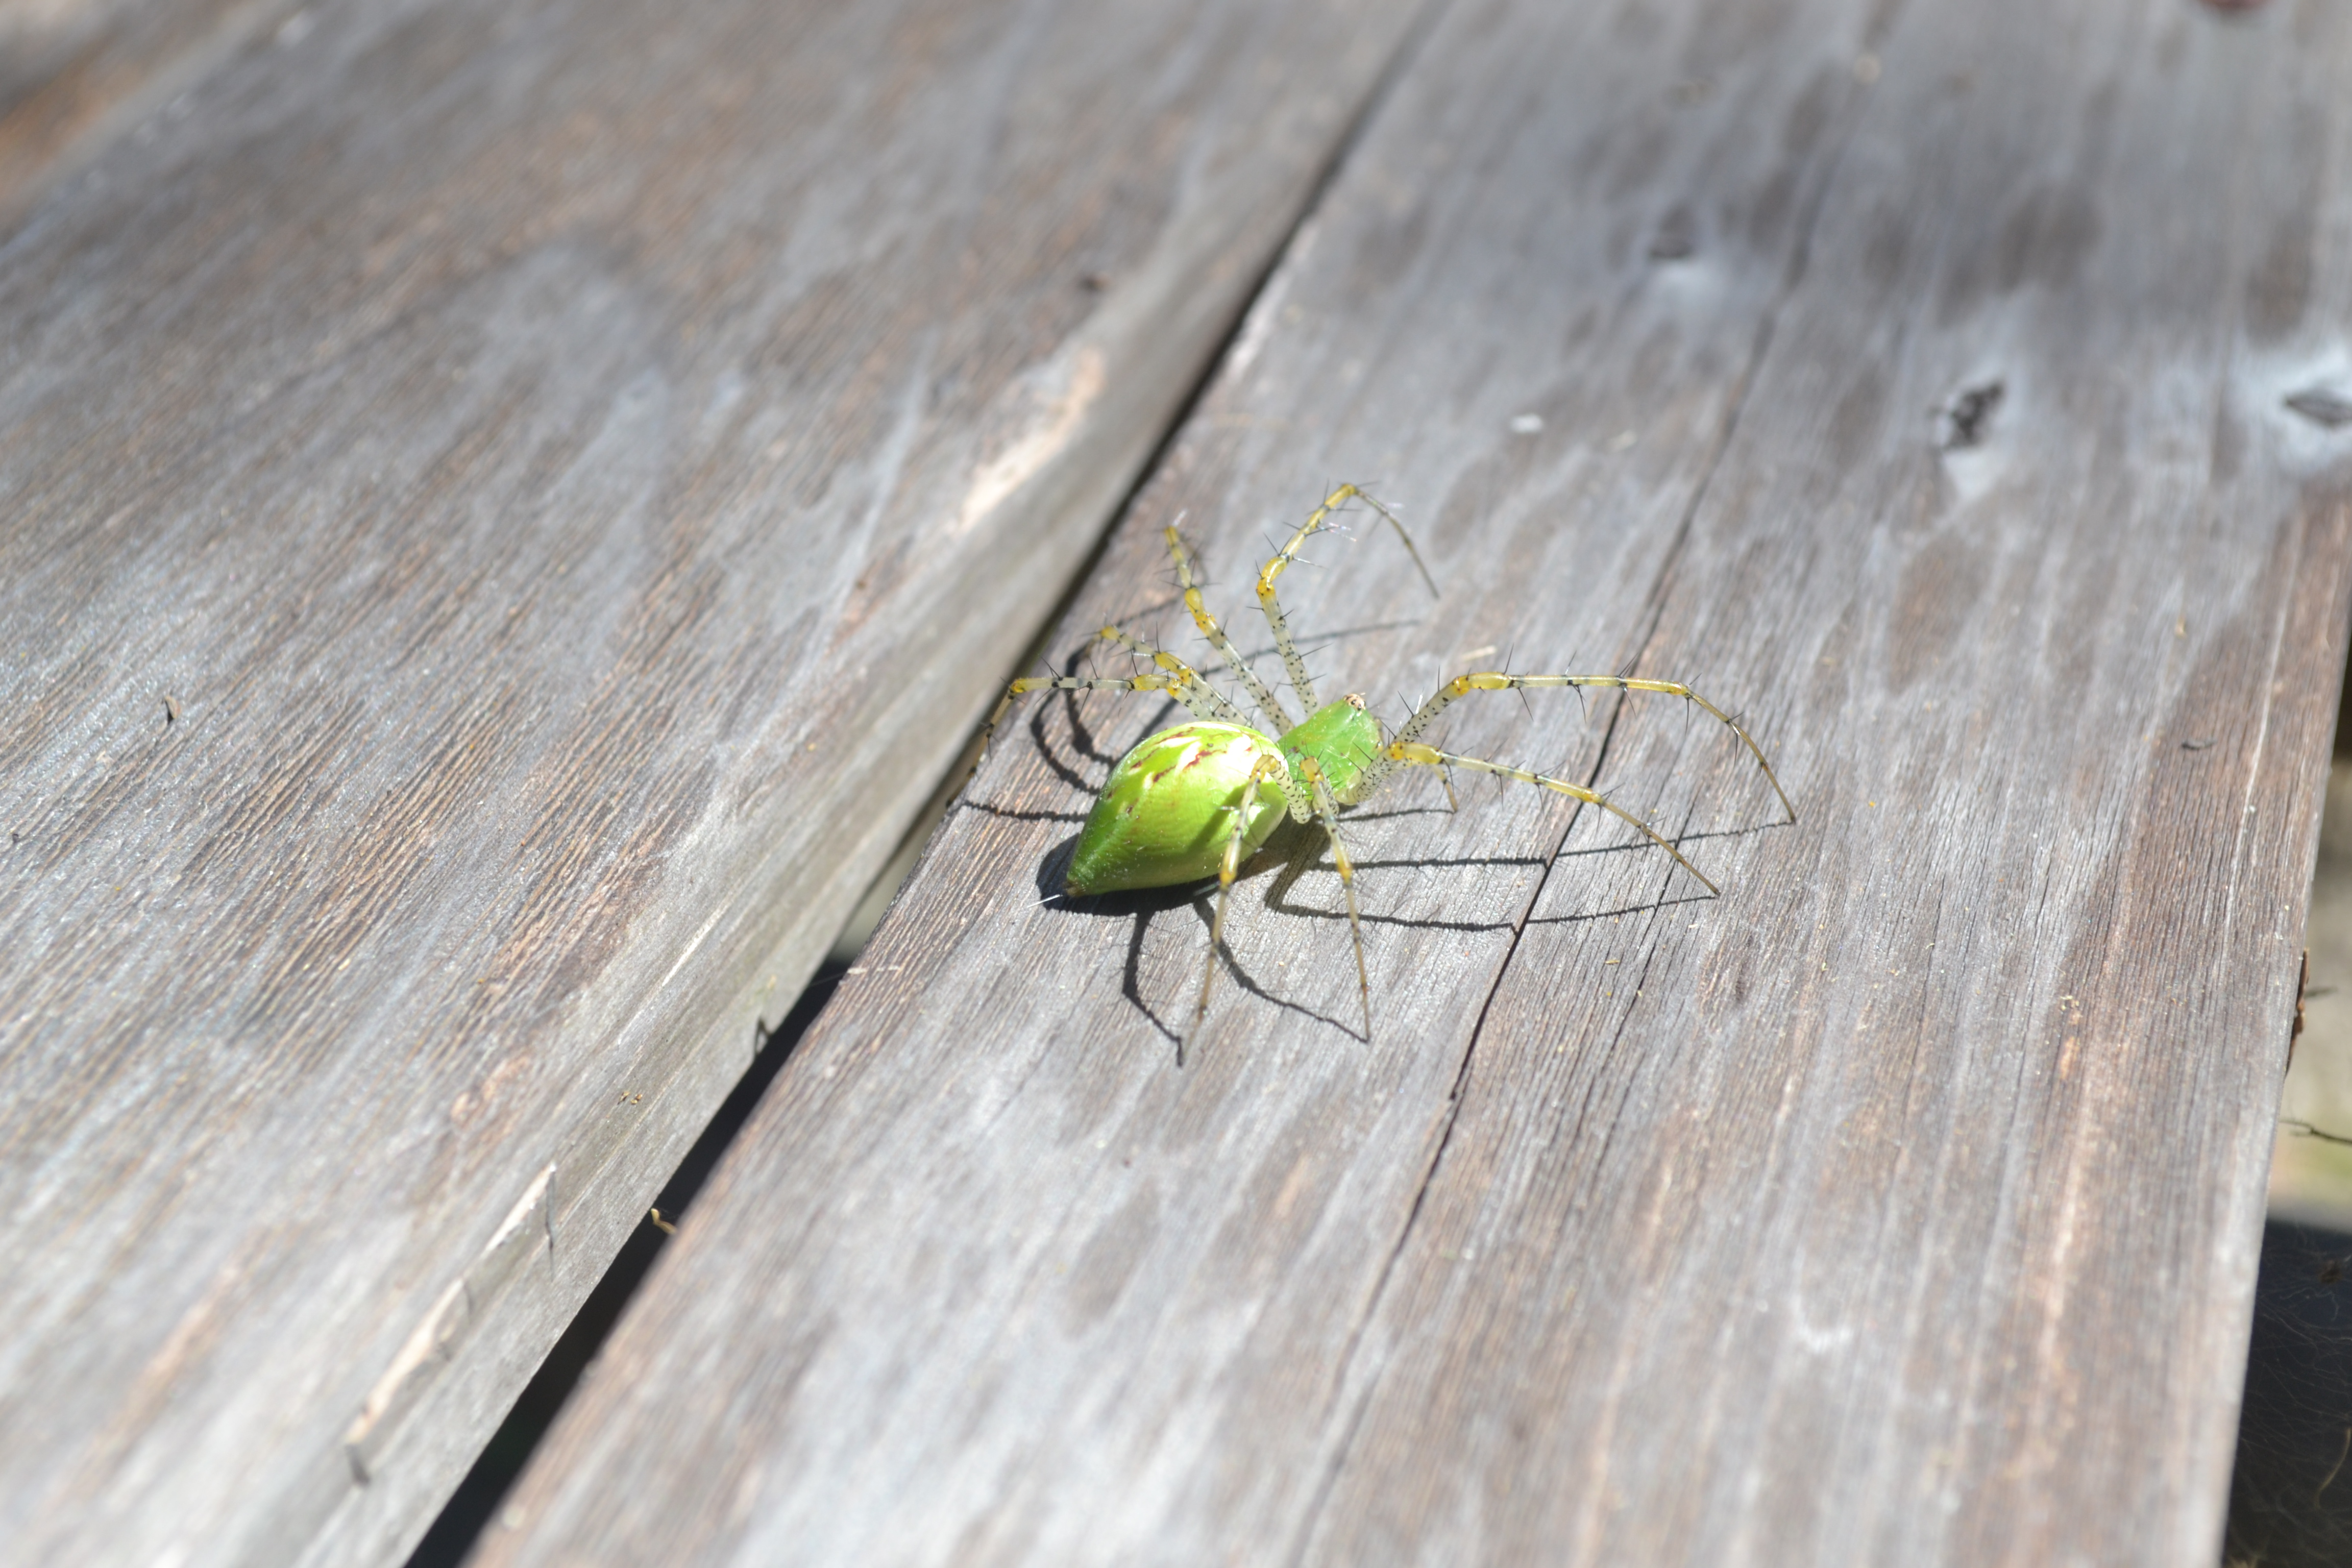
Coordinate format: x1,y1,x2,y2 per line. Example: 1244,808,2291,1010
1190,751,1294,1064
1296,753,1373,1038
972,626,1248,778
1165,525,1292,736
1385,740,1720,897
1091,624,1252,731
1256,483,1439,717
1378,671,1795,822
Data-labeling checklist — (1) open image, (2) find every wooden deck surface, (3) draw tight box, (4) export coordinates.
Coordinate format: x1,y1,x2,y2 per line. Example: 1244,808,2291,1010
473,1,2352,1564
0,1,1422,1563
5,0,2350,1564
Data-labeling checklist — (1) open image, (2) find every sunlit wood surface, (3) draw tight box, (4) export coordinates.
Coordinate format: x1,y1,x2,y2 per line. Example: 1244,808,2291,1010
0,1,1420,1562
472,1,2352,1564
8,1,2351,1565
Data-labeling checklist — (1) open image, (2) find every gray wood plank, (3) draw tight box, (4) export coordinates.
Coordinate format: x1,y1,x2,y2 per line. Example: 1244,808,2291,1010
468,0,2352,1564
468,0,1891,1562
0,1,1428,1564
1298,3,2352,1560
0,0,309,229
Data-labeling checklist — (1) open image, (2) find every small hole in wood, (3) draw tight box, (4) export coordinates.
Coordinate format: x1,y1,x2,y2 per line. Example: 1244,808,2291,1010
2286,386,2352,431
1939,380,2004,450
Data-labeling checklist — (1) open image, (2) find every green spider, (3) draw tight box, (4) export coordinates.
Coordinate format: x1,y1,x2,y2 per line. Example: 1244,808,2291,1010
978,484,1795,1058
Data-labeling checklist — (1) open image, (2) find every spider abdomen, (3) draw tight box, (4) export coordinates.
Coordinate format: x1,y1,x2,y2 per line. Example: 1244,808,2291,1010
1065,722,1291,895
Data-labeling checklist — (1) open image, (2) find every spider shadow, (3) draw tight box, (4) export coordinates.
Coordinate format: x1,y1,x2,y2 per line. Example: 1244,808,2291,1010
1031,828,1360,1051
960,799,1092,827
1521,816,1788,927
1022,634,1190,796
1259,781,1797,932
1029,801,1793,1050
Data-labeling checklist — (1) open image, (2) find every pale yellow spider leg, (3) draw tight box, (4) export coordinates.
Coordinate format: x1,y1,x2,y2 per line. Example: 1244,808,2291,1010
1348,488,1439,598
1091,626,1251,730
1165,524,1293,734
1188,751,1293,1063
1385,740,1721,897
1255,483,1438,715
1383,671,1794,823
1296,754,1372,1039
967,626,1249,790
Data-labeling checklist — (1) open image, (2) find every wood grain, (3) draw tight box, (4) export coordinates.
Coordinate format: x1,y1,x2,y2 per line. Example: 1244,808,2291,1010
1301,3,2352,1560
0,0,310,230
0,1,1426,1563
469,0,2352,1564
470,0,1871,1561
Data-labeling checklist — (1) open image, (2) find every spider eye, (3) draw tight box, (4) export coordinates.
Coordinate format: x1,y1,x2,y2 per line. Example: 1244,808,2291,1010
1346,692,1367,709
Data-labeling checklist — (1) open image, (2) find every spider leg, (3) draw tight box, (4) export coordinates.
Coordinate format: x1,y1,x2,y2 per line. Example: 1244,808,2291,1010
1254,483,1438,716
1374,670,1794,823
1296,754,1372,1039
968,625,1250,786
1385,740,1720,896
1085,626,1254,729
1188,751,1293,1064
1165,525,1292,735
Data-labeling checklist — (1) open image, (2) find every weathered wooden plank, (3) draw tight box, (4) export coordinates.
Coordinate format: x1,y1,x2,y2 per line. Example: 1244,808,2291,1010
469,0,2352,1564
467,0,1889,1562
0,0,311,229
0,1,1428,1564
1298,3,2352,1560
